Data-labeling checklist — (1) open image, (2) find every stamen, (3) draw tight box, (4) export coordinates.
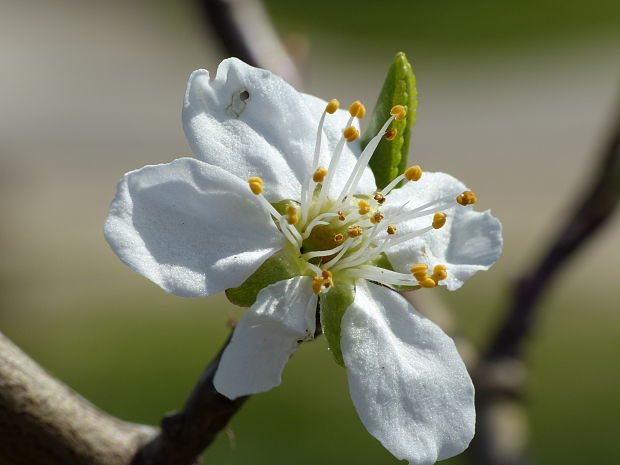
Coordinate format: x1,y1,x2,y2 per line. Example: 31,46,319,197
387,225,397,235
390,105,407,121
358,200,371,215
373,192,386,204
432,265,448,282
344,126,360,142
432,212,447,229
370,212,384,224
348,225,363,237
384,128,397,140
287,205,299,225
334,233,345,243
313,166,328,183
248,177,264,195
322,237,360,269
301,242,347,260
410,263,428,275
312,276,324,294
322,269,334,288
338,210,346,221
326,99,340,114
349,100,366,118
335,114,397,204
418,278,437,288
302,212,339,239
404,165,422,182
457,190,478,206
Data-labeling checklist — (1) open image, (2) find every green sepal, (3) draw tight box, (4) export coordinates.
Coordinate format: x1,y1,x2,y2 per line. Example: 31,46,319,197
361,52,417,189
319,282,355,366
225,246,304,307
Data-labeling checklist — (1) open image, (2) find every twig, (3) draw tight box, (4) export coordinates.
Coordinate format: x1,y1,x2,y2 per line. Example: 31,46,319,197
0,331,156,465
130,333,248,465
471,102,620,465
199,0,302,88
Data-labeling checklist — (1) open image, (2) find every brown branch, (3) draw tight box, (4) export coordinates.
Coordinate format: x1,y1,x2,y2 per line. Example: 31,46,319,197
130,333,248,465
471,101,620,465
199,0,302,88
0,331,156,465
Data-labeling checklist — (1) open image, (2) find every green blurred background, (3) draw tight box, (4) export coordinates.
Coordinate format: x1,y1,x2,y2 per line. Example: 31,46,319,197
1,0,619,463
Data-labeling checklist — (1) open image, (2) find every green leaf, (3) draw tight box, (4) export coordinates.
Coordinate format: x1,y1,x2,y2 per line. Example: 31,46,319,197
361,52,417,189
225,247,304,307
319,282,355,366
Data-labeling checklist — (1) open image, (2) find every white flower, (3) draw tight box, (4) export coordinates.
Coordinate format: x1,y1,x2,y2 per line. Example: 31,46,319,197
104,58,502,465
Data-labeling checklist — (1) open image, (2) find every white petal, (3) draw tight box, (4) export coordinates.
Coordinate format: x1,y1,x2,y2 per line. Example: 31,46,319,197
104,157,285,297
341,281,475,465
383,172,502,290
214,276,317,399
183,58,317,201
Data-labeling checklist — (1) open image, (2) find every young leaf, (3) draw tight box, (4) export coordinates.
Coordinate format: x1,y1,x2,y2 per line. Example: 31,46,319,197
361,52,417,189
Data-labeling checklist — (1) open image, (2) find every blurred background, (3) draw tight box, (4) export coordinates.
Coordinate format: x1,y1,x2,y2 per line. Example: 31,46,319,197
1,0,619,463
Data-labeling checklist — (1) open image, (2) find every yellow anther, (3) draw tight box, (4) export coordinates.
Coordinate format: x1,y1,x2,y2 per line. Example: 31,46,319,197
248,177,264,195
387,225,397,235
343,126,360,143
373,192,386,204
348,225,363,237
370,211,384,224
322,269,332,279
337,210,346,221
325,99,340,114
349,100,366,118
358,200,371,215
384,128,398,140
432,212,447,229
313,166,328,183
286,205,297,216
410,263,428,274
287,215,298,225
404,165,422,182
457,190,478,206
390,105,407,121
312,277,324,295
419,277,438,288
432,265,448,282
334,233,345,243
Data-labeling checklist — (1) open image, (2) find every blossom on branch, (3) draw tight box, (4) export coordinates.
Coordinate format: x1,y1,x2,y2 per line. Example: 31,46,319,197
104,58,502,465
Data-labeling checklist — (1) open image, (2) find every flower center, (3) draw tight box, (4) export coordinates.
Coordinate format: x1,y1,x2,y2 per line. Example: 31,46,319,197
248,100,477,294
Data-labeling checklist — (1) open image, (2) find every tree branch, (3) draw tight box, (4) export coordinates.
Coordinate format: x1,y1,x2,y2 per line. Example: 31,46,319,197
130,333,248,465
0,331,156,465
471,101,620,465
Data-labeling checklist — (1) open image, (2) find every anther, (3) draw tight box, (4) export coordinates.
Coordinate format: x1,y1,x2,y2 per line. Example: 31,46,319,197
432,265,448,282
326,99,340,114
312,277,324,295
334,233,345,243
404,165,422,182
390,105,407,121
349,100,366,118
419,278,438,288
387,225,397,235
313,166,328,183
373,192,386,204
337,210,346,221
286,205,299,225
248,177,264,195
343,126,360,143
370,212,384,224
384,128,398,140
457,191,478,206
432,212,447,229
410,263,428,274
348,225,363,237
358,200,371,215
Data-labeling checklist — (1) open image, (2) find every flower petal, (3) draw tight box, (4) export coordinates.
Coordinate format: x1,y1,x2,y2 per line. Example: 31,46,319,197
341,280,475,465
183,58,376,201
214,276,317,399
383,172,502,290
183,58,315,201
104,157,285,297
